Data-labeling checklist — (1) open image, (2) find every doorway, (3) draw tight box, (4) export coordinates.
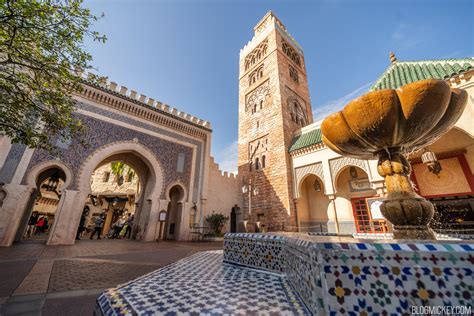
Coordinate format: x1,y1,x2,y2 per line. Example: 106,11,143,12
16,167,67,243
165,185,184,240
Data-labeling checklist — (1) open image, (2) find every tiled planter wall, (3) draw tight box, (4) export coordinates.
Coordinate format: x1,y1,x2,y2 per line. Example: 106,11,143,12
223,233,286,273
223,233,473,315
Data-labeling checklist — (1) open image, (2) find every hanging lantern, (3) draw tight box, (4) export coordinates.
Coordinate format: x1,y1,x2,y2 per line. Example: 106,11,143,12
45,170,60,191
349,166,358,179
421,151,442,176
313,179,322,192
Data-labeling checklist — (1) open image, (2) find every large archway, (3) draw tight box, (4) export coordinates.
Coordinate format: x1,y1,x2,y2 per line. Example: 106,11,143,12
46,141,164,245
297,174,330,232
79,161,141,240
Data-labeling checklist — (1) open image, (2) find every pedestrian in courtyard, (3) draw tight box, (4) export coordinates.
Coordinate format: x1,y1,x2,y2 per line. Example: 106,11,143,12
35,216,45,234
24,211,39,239
112,216,125,238
125,213,134,239
90,214,105,240
76,207,89,240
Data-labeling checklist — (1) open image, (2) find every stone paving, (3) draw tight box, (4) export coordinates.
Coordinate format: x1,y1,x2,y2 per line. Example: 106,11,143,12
0,239,222,315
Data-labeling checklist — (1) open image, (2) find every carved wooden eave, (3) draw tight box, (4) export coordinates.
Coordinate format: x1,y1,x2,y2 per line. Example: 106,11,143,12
74,80,211,140
289,142,326,157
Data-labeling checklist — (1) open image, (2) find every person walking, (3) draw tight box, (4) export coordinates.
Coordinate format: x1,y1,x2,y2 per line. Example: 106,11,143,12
112,216,125,239
35,216,45,235
125,214,134,239
76,207,89,240
90,214,105,240
25,211,39,239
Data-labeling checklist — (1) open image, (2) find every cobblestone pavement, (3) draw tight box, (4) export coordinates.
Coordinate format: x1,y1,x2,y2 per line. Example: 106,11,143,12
0,239,222,315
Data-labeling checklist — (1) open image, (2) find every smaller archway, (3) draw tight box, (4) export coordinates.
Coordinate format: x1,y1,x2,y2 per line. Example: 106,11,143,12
298,174,330,232
164,185,185,240
15,166,68,243
334,166,386,234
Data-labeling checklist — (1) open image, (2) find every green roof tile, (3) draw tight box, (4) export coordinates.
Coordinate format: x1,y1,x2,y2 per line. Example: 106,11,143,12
370,58,474,91
289,128,322,153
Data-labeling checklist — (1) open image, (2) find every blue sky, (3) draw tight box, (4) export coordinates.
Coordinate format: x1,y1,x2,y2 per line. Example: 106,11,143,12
83,0,473,172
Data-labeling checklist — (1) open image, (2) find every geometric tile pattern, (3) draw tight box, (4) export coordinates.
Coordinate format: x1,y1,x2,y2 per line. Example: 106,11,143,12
223,233,474,315
97,250,310,315
223,233,286,273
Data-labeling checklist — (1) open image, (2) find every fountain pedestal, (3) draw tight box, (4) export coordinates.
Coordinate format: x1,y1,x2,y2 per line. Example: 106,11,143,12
377,151,436,239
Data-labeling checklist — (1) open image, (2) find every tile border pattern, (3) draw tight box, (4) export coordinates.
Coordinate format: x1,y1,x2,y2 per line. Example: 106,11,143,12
223,233,473,315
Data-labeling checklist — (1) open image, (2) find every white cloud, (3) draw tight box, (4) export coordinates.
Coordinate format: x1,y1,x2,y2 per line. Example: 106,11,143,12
212,139,238,174
313,81,374,122
391,22,422,51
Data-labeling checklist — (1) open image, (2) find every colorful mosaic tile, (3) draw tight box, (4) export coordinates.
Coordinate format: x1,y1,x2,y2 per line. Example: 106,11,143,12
97,250,310,315
223,233,473,315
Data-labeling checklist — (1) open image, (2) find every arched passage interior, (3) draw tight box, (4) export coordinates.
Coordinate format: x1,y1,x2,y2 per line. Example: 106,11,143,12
164,185,185,240
334,166,386,234
297,174,330,232
80,159,141,240
15,167,67,243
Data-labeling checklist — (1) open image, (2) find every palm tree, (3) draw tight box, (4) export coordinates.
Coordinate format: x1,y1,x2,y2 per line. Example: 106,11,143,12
110,162,135,186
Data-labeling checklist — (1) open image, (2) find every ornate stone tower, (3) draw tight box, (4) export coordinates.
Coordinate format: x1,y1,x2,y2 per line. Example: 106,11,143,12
238,11,313,231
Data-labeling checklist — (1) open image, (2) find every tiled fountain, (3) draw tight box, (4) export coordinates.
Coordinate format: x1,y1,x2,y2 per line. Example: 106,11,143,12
96,80,473,315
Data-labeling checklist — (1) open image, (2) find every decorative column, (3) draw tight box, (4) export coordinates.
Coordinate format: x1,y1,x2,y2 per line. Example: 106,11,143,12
326,194,339,234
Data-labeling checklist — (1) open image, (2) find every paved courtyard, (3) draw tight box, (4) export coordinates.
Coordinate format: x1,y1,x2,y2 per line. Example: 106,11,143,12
0,239,222,315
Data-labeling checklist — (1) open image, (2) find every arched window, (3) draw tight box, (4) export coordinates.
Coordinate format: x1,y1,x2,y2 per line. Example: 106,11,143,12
260,100,263,109
253,104,257,113
255,158,260,170
261,155,266,169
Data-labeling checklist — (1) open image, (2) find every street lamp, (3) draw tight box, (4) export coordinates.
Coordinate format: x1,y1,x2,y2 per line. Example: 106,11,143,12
242,179,259,215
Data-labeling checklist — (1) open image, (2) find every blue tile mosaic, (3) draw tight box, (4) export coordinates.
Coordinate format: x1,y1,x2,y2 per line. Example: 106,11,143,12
0,143,26,183
223,233,473,315
24,112,194,198
96,250,310,315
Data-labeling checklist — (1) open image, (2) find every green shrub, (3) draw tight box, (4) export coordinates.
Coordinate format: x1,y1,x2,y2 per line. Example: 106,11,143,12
205,213,229,236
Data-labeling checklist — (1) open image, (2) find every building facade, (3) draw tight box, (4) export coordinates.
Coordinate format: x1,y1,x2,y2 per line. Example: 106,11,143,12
0,79,241,246
289,55,474,235
237,12,313,232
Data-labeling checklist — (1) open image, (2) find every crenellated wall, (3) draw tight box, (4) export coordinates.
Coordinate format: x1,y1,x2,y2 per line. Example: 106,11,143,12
205,156,242,232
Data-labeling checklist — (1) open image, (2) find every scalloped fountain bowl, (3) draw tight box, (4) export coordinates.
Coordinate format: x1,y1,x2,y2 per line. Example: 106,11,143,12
321,79,468,239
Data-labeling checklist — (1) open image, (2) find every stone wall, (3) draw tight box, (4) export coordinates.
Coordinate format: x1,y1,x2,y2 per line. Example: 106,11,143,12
205,157,242,232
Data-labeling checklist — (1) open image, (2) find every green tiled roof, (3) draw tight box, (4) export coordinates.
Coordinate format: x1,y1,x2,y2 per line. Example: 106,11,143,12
289,128,322,153
370,57,474,91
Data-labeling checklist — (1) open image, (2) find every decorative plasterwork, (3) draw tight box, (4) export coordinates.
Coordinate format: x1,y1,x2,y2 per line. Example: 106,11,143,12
244,38,268,71
246,80,270,113
295,163,324,198
329,157,369,183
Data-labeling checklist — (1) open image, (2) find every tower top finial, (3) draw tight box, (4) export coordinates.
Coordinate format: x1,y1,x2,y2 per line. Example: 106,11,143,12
389,52,397,64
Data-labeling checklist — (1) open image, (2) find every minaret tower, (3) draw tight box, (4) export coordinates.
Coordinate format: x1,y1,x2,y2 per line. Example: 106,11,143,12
237,11,313,231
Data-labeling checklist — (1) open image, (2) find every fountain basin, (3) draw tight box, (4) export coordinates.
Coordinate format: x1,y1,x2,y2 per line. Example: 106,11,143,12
224,233,473,315
95,233,472,315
